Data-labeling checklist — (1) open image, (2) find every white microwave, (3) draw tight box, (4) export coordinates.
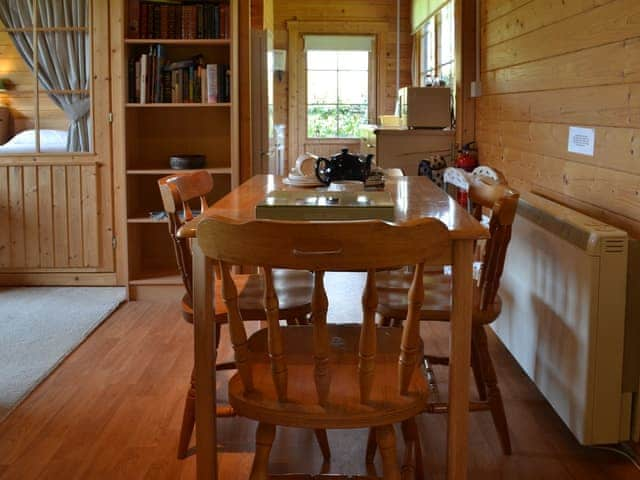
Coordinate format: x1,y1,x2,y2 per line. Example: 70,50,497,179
397,86,451,128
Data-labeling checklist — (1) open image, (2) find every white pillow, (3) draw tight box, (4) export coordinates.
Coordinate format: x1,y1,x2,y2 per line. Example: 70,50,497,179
8,129,68,146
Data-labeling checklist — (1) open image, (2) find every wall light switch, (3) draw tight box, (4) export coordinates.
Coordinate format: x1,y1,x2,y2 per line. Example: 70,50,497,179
568,126,595,156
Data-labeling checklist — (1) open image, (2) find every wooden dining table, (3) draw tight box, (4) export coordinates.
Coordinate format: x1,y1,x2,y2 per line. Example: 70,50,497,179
179,174,488,480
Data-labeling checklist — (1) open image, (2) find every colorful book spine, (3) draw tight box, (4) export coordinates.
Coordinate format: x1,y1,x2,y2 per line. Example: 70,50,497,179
130,1,229,40
206,64,217,104
140,54,148,104
128,0,141,38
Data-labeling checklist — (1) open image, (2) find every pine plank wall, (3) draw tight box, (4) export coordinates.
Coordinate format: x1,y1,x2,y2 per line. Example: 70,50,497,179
477,0,640,238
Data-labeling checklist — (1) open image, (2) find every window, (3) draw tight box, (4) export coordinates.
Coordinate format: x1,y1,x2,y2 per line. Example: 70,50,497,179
305,35,374,139
418,1,454,88
0,0,93,154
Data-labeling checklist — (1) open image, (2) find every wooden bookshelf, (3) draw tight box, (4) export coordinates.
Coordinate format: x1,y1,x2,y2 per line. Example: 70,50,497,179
127,167,233,175
113,0,239,299
125,102,231,108
125,39,231,46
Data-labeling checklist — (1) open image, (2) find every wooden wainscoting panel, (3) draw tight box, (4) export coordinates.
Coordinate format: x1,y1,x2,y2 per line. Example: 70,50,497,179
22,166,40,268
37,164,55,268
81,164,100,268
0,161,103,272
9,166,25,268
67,166,84,268
0,166,9,267
53,165,69,268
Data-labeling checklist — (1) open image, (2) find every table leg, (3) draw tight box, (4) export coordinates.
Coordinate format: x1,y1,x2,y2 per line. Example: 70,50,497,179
193,241,217,480
447,239,474,480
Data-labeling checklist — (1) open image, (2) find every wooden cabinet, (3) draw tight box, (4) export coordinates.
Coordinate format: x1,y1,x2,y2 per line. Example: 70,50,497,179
360,126,454,175
111,1,239,299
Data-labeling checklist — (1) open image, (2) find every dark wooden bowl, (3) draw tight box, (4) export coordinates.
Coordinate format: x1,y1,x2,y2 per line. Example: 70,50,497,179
169,154,206,170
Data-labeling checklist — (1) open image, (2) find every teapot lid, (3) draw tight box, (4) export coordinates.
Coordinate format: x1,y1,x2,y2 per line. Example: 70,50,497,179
333,147,355,159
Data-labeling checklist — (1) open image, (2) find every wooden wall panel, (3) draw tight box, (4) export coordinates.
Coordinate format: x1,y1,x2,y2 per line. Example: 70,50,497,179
0,166,8,267
482,0,611,48
273,0,412,164
9,166,24,267
37,165,54,268
478,0,640,238
483,0,640,71
22,166,39,268
0,162,102,270
482,0,532,24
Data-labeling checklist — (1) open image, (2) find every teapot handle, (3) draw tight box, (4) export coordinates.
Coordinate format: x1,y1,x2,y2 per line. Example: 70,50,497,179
315,158,331,185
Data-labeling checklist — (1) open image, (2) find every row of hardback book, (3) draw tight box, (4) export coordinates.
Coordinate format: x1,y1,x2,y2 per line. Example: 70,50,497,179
128,0,230,39
128,46,230,104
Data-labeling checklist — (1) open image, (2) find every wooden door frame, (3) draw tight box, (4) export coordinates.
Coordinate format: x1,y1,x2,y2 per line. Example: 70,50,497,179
287,21,388,164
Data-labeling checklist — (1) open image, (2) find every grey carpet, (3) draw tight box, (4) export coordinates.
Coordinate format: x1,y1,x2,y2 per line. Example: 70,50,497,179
0,287,126,422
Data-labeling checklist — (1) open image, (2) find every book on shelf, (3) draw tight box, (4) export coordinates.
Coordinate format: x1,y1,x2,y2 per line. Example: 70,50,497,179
255,191,395,221
128,0,230,40
129,46,230,104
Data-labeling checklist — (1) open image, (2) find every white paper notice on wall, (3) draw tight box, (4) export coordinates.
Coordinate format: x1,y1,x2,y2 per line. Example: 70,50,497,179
568,126,595,156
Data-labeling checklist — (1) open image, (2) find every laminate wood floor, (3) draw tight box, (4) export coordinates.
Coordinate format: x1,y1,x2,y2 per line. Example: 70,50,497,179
0,299,638,479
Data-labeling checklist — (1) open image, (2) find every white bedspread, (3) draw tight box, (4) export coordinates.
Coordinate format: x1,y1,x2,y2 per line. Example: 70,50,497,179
0,129,68,153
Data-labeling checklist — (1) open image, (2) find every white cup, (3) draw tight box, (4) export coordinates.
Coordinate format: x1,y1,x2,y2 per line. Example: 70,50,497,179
294,154,317,177
327,180,365,192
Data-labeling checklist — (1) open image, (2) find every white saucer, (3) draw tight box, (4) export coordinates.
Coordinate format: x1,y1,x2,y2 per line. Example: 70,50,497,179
283,176,324,187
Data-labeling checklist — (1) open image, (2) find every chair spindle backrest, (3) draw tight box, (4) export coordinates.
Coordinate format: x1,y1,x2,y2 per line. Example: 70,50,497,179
467,177,519,311
197,218,450,406
158,171,213,305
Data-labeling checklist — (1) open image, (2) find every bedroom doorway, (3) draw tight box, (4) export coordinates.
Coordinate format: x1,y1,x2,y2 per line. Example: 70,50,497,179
0,0,115,285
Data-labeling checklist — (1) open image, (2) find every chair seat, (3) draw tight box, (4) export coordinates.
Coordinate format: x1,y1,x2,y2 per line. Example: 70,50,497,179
228,325,429,430
376,269,502,324
182,269,313,323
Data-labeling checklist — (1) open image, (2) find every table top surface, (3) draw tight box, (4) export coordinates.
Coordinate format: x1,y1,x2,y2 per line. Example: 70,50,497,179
179,175,488,241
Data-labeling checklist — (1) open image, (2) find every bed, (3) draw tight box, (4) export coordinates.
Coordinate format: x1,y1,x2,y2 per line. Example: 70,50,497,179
0,129,69,154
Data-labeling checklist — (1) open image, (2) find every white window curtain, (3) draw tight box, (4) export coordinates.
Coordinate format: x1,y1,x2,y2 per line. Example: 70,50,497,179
0,0,91,152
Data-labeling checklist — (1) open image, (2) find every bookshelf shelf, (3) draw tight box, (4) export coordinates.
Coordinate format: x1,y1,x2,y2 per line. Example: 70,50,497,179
129,271,182,286
125,102,231,108
125,38,230,46
127,168,232,175
118,0,239,300
127,217,168,224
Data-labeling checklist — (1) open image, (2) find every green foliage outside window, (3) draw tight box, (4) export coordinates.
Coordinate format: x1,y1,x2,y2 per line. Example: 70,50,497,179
306,49,369,139
307,104,367,138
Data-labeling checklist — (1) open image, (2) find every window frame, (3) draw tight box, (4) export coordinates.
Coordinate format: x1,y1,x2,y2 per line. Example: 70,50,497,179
417,0,455,88
304,44,376,140
287,21,387,160
0,1,95,157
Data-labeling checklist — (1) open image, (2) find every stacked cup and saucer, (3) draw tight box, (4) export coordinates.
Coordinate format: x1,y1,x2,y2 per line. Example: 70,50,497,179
283,154,324,187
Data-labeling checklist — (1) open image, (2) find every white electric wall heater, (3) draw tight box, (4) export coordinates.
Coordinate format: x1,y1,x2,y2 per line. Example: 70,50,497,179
494,192,640,445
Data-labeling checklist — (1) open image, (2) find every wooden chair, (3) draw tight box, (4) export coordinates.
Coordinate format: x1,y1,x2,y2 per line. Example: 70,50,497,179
375,176,519,455
157,171,317,459
196,216,452,479
443,166,505,207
